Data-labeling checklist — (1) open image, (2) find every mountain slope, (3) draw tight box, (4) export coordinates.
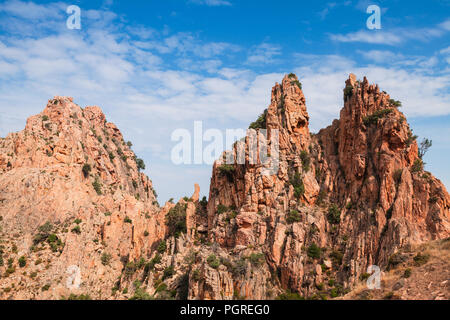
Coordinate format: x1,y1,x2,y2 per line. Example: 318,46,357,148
0,75,448,300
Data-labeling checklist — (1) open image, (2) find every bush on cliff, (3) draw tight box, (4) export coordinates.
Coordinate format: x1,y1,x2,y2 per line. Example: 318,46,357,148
166,202,187,237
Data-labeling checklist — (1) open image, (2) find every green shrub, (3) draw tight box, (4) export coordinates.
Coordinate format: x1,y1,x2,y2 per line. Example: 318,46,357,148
363,109,392,126
101,252,112,266
389,99,402,107
109,152,115,161
217,204,229,215
162,266,175,280
166,203,187,237
42,115,49,121
327,204,341,224
218,164,235,182
249,109,267,129
207,254,220,269
403,268,412,278
18,256,26,268
42,284,50,291
74,218,82,224
286,210,301,224
276,290,305,300
67,293,92,300
92,177,102,195
249,253,265,267
136,158,145,171
82,164,91,178
330,250,344,266
411,158,423,173
124,216,132,224
300,151,310,172
157,240,167,253
359,272,370,281
71,225,81,234
129,287,154,300
290,172,305,199
307,243,321,259
144,231,149,237
413,253,430,266
343,85,353,101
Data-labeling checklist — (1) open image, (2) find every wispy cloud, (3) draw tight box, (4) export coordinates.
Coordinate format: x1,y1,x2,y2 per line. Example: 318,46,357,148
246,43,282,65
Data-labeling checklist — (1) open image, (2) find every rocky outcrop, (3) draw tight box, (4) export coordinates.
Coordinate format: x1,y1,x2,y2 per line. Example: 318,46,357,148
0,97,166,299
0,74,448,300
197,73,450,299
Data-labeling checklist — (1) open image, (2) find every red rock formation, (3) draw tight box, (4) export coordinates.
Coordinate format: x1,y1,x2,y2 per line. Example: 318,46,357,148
0,74,448,300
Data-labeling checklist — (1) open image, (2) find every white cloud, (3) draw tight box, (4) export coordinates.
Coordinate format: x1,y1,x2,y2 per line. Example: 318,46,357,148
246,43,282,65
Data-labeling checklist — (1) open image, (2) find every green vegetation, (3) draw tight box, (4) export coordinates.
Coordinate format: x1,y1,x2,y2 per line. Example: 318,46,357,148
290,172,305,199
418,138,432,159
216,204,229,215
207,254,220,269
109,152,115,161
300,150,310,172
406,130,418,147
343,85,353,101
166,202,187,237
82,163,91,178
363,109,392,126
42,284,51,291
124,216,132,224
218,164,235,182
92,177,102,195
157,240,167,253
276,290,305,300
66,293,92,300
101,252,112,266
403,268,412,278
307,243,321,259
389,99,402,107
71,225,81,234
18,256,26,268
413,252,430,266
248,253,265,267
249,109,267,130
136,158,145,171
162,266,175,280
286,210,301,224
327,204,341,225
411,158,423,173
42,115,49,121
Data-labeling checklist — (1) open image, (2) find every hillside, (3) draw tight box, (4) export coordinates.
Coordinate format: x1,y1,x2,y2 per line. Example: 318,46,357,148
0,74,448,300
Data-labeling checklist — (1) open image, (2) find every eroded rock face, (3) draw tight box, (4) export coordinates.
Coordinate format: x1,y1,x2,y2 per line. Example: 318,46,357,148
0,97,167,299
0,74,448,300
197,73,449,299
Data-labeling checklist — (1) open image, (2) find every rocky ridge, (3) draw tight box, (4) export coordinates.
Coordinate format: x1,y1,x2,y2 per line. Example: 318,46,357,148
0,74,448,300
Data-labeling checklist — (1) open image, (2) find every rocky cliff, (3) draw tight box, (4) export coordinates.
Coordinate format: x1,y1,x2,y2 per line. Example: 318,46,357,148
0,74,448,300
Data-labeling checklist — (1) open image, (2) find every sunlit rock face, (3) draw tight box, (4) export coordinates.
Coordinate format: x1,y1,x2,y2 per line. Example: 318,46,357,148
0,75,448,300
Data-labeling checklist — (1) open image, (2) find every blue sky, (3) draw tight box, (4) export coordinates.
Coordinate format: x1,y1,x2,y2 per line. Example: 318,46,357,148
0,0,449,203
